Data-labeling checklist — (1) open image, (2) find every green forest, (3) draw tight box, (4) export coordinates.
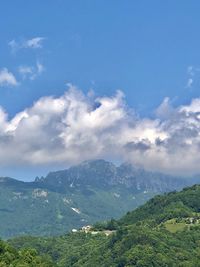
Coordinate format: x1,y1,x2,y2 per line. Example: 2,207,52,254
1,184,200,266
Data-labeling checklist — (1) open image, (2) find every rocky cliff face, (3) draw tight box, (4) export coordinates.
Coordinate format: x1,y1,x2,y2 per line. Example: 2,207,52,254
40,159,194,193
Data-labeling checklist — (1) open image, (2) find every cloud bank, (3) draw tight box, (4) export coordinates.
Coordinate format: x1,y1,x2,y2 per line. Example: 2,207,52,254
1,85,200,176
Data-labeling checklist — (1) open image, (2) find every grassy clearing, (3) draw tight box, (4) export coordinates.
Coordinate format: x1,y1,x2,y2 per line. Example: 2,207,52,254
163,217,200,233
164,219,187,233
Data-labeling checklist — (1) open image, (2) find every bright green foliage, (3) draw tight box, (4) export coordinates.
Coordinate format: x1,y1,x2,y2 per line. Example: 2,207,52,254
0,240,53,266
119,184,200,226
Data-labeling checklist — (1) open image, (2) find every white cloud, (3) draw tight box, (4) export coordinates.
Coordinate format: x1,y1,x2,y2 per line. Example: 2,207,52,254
18,66,33,80
8,40,18,53
23,37,45,49
36,61,45,74
187,65,194,76
0,68,18,86
155,97,174,119
18,61,44,80
187,78,193,88
186,65,200,88
8,37,45,52
1,85,200,176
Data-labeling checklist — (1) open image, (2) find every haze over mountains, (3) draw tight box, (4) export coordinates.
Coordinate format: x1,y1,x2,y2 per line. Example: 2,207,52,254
0,159,199,239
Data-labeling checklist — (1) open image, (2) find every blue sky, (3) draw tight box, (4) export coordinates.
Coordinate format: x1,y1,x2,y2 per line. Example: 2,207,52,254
1,1,200,179
1,1,200,116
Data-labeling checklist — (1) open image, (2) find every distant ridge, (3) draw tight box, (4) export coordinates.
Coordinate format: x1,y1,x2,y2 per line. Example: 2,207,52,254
0,159,199,238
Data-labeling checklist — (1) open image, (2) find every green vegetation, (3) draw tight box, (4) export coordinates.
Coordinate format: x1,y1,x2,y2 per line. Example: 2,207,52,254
0,180,153,239
119,184,200,226
0,239,53,266
0,159,193,239
163,215,200,233
163,218,187,232
7,184,200,266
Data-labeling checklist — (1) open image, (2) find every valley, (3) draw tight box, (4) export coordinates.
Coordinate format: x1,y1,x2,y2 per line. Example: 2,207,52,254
6,184,200,266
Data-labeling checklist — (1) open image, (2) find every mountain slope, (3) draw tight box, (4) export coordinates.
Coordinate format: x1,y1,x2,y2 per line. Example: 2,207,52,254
9,184,200,267
0,159,199,238
119,184,200,226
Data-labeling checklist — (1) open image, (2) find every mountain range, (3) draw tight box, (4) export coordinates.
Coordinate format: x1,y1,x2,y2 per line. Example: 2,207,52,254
0,159,199,238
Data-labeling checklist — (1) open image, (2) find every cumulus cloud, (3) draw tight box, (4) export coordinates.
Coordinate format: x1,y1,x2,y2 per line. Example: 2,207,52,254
155,97,174,119
8,37,45,52
0,68,18,86
1,85,200,176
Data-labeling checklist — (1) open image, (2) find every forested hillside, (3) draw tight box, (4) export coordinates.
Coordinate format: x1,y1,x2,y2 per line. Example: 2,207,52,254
0,160,198,239
8,184,200,267
0,239,53,266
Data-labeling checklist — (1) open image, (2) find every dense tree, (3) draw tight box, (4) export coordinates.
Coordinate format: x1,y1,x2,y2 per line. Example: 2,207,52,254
7,184,200,267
